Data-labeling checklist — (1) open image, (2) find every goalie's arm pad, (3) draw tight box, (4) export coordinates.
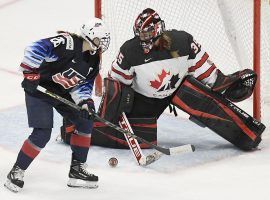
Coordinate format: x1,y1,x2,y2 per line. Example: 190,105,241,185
97,77,134,123
171,76,265,151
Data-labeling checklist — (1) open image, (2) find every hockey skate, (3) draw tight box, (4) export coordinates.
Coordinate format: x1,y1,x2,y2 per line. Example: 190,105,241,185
4,165,25,193
67,159,98,189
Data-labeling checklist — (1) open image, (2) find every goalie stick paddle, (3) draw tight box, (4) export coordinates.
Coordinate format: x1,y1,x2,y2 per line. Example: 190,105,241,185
119,112,163,166
37,86,195,156
118,112,148,165
118,113,194,165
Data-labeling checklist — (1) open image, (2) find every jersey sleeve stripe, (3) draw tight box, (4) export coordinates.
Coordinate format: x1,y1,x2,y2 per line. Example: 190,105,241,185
188,52,209,72
196,64,216,81
20,63,35,71
111,66,133,80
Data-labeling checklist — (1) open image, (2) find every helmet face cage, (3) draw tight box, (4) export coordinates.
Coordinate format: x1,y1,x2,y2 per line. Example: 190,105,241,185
133,8,165,53
99,33,110,53
80,18,111,53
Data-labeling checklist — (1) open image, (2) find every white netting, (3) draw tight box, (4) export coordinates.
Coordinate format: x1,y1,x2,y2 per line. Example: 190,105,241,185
99,0,270,122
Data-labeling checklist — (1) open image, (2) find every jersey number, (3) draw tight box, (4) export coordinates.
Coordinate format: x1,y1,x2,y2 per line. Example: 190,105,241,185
50,37,65,47
117,52,124,65
191,40,201,55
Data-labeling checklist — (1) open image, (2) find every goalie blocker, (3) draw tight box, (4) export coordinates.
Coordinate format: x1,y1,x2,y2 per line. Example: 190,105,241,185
172,75,265,151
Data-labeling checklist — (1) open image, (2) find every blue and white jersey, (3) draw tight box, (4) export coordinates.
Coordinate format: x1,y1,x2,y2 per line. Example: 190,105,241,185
20,33,100,104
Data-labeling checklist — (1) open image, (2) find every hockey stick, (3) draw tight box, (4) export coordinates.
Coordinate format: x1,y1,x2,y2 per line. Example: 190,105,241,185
37,86,195,156
118,112,163,166
94,116,160,166
55,113,159,166
118,112,147,165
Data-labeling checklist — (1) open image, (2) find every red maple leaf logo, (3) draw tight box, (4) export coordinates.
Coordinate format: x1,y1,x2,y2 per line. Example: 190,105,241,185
150,69,170,89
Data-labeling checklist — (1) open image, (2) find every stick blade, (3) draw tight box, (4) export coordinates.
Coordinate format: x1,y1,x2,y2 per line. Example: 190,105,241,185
169,144,195,155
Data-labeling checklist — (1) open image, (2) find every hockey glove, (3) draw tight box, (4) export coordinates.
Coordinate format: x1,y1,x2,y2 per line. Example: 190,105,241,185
212,69,257,102
78,99,95,120
21,71,40,93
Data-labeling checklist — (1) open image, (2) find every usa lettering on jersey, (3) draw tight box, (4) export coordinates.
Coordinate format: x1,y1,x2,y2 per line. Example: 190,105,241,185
52,68,86,89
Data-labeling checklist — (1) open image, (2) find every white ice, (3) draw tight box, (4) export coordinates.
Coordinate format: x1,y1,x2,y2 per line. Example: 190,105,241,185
0,0,269,200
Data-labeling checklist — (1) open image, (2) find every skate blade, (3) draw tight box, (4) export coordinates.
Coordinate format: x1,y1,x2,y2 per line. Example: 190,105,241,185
67,178,98,189
4,180,22,193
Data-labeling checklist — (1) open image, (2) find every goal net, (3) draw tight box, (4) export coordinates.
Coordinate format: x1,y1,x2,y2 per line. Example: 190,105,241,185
95,0,270,124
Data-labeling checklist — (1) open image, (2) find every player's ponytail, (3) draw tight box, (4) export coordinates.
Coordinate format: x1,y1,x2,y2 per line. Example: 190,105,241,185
56,31,82,39
155,32,172,51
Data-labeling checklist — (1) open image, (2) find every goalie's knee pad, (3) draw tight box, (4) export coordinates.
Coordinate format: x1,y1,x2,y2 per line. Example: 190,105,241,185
172,76,265,151
91,77,144,148
97,77,134,123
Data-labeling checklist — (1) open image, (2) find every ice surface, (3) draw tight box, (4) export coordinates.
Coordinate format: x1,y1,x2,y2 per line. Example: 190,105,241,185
0,0,269,200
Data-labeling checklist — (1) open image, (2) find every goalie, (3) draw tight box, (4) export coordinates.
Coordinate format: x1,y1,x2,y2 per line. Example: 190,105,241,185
62,8,265,151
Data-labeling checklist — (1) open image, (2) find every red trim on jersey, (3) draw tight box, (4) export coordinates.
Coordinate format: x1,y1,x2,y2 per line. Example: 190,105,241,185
21,140,40,159
188,52,209,72
182,81,257,141
20,63,33,71
111,66,133,80
70,134,91,148
197,64,216,81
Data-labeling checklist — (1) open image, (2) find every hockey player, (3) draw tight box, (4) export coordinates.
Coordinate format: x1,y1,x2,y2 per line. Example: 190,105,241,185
4,18,110,192
89,8,265,150
60,8,264,151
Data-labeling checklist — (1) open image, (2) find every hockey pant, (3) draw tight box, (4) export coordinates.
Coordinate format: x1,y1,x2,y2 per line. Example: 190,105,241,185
16,92,92,170
171,76,265,151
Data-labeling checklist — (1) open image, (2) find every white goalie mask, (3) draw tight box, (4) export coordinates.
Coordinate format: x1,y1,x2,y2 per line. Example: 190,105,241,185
80,18,110,53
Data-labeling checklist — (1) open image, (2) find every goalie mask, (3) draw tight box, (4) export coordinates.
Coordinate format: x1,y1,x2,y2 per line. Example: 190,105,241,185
133,8,165,54
80,18,111,53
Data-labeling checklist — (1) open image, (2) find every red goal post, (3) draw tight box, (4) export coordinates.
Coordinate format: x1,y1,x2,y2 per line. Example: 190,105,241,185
94,0,270,122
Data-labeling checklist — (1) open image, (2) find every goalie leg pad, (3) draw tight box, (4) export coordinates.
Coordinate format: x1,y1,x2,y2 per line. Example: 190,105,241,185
172,76,265,151
91,117,157,149
98,77,134,123
60,118,76,145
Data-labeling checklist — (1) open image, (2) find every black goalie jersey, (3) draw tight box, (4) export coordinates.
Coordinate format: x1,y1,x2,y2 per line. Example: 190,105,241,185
19,33,100,104
110,30,218,99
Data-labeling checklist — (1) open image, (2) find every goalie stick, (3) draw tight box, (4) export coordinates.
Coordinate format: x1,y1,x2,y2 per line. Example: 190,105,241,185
37,86,195,157
119,112,161,166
